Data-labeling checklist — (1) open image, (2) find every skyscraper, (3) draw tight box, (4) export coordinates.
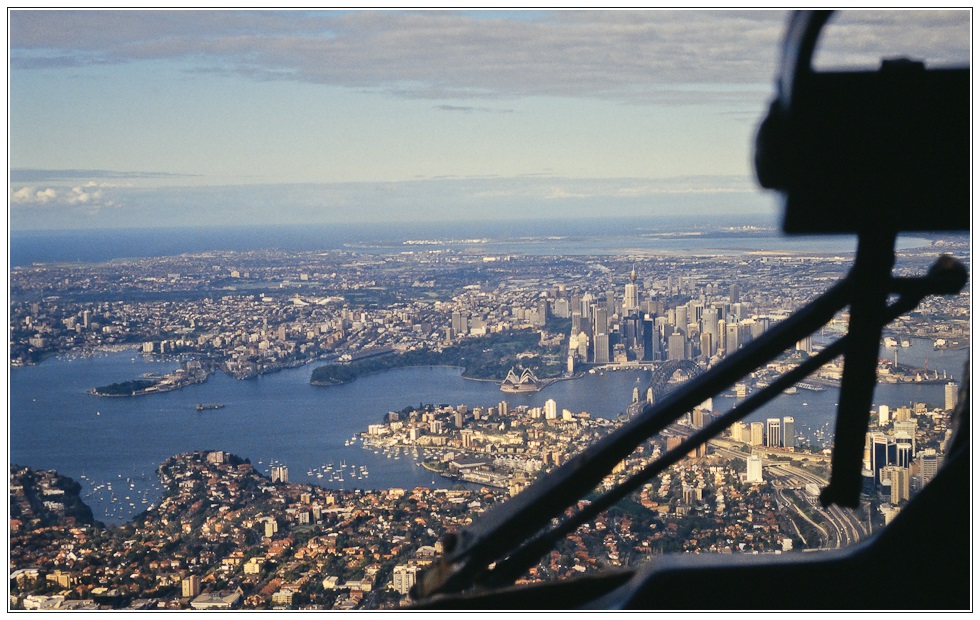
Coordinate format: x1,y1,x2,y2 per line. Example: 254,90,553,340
869,433,890,484
642,317,655,362
624,266,639,313
945,381,958,411
730,421,747,442
750,422,764,446
271,465,288,483
675,305,689,332
451,310,465,336
918,449,941,485
594,333,610,364
894,420,916,455
766,418,781,448
747,454,763,483
782,416,795,449
726,322,740,355
668,331,686,361
699,332,713,360
544,399,557,420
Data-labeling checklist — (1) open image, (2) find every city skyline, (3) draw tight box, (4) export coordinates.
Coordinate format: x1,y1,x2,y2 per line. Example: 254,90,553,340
8,9,970,230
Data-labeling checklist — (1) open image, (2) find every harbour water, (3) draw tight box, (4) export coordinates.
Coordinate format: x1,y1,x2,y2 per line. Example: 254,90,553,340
9,337,966,525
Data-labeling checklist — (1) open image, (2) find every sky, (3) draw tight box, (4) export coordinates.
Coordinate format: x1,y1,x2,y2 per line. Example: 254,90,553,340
6,9,971,230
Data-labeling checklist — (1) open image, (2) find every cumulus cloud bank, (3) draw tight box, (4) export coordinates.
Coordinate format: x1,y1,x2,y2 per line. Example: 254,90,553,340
10,181,117,211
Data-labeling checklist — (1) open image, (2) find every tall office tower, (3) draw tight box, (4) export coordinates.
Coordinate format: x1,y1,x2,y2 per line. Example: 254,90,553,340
690,301,704,324
692,407,704,429
766,418,781,448
675,305,689,332
730,283,740,303
271,465,288,483
887,466,911,503
796,335,813,354
686,321,700,340
624,266,639,312
82,309,91,328
917,449,941,485
668,331,686,361
571,311,583,336
878,405,890,426
869,433,890,484
499,401,509,417
894,420,916,454
731,421,747,442
580,294,594,323
553,297,570,319
642,317,655,362
699,332,713,360
702,305,719,336
605,291,617,318
621,315,642,356
454,410,464,428
746,454,763,483
544,399,558,420
593,306,608,337
782,416,795,448
725,322,740,355
534,299,549,327
893,406,911,422
451,311,465,336
750,422,765,446
594,333,611,364
945,381,958,411
895,441,913,468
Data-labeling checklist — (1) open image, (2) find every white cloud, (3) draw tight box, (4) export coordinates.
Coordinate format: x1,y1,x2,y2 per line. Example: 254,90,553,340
9,10,968,105
10,182,117,211
11,186,59,204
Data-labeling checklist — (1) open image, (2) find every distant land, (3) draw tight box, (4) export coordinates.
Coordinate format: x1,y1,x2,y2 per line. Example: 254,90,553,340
11,216,958,269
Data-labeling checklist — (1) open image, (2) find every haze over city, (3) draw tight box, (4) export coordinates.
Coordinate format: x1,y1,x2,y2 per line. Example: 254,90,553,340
8,9,970,230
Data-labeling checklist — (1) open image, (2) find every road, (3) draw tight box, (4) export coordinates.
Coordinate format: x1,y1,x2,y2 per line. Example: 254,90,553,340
707,441,867,549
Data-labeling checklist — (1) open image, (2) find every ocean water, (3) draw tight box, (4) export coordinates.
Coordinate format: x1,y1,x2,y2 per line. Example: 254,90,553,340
8,216,946,267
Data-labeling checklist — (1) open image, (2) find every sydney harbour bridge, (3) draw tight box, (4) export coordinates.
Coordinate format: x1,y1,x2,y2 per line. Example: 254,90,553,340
626,360,704,418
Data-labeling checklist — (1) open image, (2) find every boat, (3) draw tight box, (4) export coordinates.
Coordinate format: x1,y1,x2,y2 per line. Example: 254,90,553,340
196,403,225,411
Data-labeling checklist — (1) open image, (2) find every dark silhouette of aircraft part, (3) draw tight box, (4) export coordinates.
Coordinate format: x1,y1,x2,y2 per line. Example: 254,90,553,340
412,11,970,609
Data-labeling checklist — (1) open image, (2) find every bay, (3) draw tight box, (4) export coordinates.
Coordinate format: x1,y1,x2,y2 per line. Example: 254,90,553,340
9,337,967,525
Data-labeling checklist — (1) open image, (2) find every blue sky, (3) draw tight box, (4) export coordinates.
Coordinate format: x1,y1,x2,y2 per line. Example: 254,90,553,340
7,9,970,230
